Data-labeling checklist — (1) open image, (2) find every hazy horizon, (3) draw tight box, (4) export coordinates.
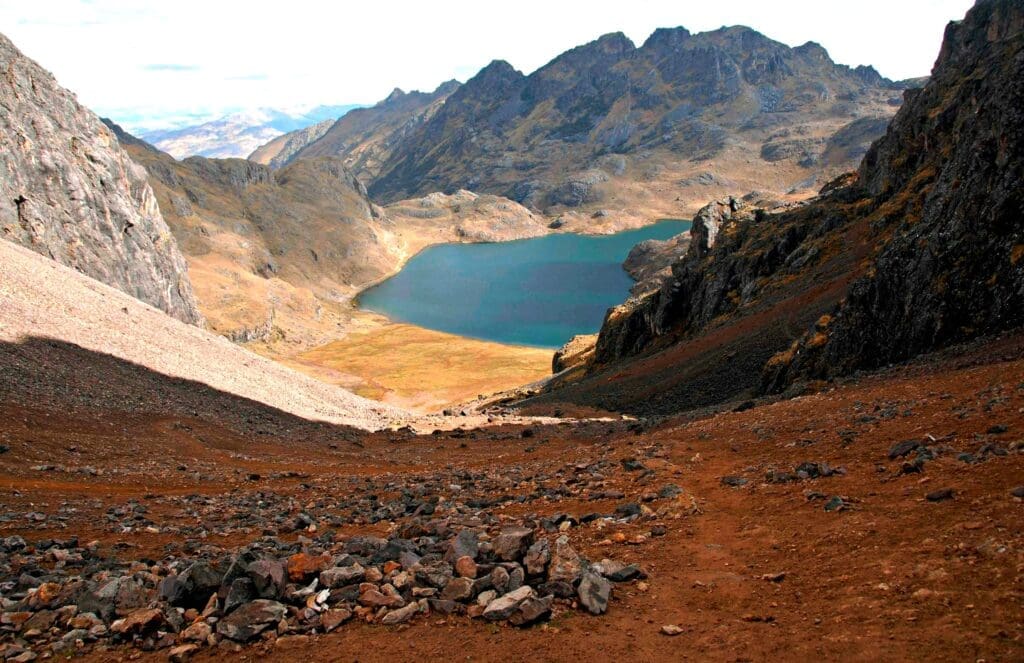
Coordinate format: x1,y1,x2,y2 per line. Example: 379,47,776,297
0,0,975,131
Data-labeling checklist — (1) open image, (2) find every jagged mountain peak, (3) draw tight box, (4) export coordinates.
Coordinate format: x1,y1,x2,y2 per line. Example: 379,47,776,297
382,87,406,104
640,26,693,51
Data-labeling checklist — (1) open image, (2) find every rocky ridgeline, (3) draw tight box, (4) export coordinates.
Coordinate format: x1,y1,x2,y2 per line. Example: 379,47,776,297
575,0,1024,410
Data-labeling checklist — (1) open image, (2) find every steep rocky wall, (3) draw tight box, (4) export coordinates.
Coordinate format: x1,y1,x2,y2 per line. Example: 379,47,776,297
766,0,1024,388
0,33,203,325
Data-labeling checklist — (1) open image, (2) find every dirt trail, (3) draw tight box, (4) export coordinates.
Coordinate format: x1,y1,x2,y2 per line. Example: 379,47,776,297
1,327,1021,661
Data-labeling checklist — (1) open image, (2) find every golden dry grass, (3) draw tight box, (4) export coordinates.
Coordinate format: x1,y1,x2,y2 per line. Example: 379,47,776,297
284,314,552,412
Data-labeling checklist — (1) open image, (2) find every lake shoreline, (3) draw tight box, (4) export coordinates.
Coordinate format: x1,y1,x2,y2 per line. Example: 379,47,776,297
249,216,692,412
356,219,693,348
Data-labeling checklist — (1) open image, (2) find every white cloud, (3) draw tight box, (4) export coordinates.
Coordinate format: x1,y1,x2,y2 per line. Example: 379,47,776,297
0,0,975,129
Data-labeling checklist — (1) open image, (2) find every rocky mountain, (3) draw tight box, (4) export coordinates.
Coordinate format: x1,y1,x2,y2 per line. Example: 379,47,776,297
765,0,1024,388
0,32,202,325
138,104,360,159
275,82,460,183
534,0,1023,415
248,118,334,169
333,27,907,220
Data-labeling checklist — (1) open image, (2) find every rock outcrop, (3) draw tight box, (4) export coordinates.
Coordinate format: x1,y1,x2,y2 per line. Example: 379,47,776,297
0,33,202,325
765,0,1024,388
248,118,334,169
594,197,749,362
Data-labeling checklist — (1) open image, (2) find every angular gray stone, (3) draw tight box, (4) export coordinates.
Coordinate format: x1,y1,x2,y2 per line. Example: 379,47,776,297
524,539,551,576
247,560,287,599
223,577,257,614
215,600,286,642
592,559,645,582
489,566,510,594
381,601,420,625
548,535,583,584
319,564,365,588
482,585,535,621
509,594,553,627
578,571,611,615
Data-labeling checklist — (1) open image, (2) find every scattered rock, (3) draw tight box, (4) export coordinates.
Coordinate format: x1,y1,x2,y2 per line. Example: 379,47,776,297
577,571,612,615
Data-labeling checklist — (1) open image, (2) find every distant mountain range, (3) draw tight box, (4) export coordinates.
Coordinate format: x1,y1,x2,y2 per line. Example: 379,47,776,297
136,104,362,159
254,26,912,223
252,82,461,176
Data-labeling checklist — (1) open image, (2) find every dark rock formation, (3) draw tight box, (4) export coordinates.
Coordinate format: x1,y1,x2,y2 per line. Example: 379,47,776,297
766,0,1024,387
594,197,749,362
0,33,203,325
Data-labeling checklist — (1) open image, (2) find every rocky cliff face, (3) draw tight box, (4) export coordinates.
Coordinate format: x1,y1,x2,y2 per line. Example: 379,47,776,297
561,0,1023,413
355,27,903,216
765,0,1024,388
0,33,202,325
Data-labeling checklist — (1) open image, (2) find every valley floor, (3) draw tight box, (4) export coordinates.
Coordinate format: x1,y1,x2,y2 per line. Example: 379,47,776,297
1,324,1022,660
277,311,552,412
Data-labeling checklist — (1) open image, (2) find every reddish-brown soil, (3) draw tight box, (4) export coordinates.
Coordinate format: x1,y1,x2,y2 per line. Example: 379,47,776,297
1,333,1022,662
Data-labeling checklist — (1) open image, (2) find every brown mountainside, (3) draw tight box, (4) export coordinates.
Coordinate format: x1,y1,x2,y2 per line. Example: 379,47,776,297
279,81,460,183
106,121,547,355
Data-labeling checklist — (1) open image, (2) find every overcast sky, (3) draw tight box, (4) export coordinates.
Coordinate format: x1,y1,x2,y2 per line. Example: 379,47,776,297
0,0,975,129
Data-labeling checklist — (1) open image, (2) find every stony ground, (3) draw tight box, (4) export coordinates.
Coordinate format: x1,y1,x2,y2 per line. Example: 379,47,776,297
0,332,1022,661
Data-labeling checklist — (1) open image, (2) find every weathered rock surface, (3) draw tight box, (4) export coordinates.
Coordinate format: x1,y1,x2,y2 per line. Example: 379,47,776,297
768,0,1024,385
0,33,202,324
552,334,598,374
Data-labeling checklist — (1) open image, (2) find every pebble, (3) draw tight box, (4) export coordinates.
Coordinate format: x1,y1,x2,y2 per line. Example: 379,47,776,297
926,488,955,502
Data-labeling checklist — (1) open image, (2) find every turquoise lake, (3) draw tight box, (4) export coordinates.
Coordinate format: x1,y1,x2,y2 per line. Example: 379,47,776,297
358,220,692,348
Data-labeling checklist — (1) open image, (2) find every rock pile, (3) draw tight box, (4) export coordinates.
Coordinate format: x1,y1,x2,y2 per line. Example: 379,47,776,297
0,514,648,657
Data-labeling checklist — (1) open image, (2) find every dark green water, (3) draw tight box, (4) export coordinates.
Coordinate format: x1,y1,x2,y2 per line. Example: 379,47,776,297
358,220,691,348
